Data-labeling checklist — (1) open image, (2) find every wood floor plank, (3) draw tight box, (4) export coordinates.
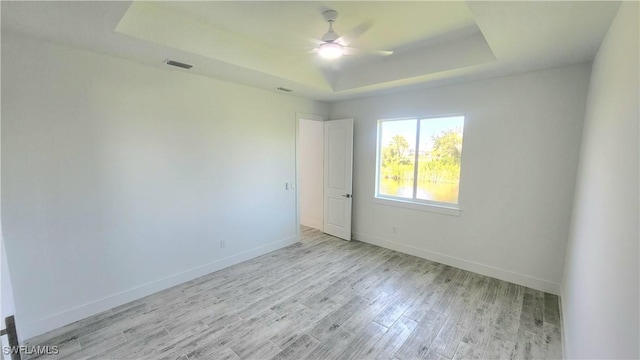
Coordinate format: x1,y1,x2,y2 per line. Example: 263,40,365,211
308,296,369,341
271,333,319,360
270,275,342,316
480,278,500,305
432,269,473,315
92,326,170,360
304,276,357,311
543,293,561,325
490,282,525,343
511,329,544,360
428,314,467,359
231,339,280,360
237,262,337,318
481,331,515,360
395,310,447,360
374,293,415,328
341,321,389,360
23,226,561,360
339,291,396,335
367,315,418,359
161,315,245,358
402,264,453,321
452,341,484,360
78,327,126,352
462,299,499,348
269,304,339,349
186,346,240,360
303,328,358,360
223,310,281,356
519,288,545,336
542,322,563,359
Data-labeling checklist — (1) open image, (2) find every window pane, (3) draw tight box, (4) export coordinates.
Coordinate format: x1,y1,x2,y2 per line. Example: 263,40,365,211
378,119,417,199
416,116,464,204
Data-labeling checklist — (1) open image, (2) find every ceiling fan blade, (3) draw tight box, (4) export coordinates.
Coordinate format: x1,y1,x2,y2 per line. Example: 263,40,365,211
336,20,374,46
343,47,393,56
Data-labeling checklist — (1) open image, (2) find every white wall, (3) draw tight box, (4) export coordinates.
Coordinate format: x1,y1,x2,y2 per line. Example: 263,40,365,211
1,235,15,324
1,234,16,360
0,44,17,353
1,33,327,339
299,119,324,230
561,2,639,358
330,64,591,294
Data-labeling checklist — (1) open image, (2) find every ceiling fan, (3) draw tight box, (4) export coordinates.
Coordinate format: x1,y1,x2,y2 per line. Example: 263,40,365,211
313,10,393,60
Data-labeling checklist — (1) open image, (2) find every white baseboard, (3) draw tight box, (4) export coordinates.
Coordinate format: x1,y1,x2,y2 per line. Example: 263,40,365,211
300,218,323,231
352,232,560,295
21,235,299,341
559,286,566,359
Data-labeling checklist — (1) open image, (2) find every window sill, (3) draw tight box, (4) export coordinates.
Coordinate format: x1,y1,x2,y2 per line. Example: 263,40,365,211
372,197,462,216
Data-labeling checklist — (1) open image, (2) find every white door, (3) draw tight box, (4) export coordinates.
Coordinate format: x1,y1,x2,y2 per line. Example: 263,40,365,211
323,118,354,241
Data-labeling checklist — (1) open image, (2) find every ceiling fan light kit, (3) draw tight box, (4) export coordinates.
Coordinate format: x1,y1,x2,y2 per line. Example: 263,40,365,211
319,42,343,59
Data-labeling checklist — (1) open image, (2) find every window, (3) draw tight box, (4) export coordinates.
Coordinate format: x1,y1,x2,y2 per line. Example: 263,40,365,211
376,115,465,211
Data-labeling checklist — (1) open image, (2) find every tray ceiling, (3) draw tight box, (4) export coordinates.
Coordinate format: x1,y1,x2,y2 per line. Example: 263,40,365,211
1,1,621,101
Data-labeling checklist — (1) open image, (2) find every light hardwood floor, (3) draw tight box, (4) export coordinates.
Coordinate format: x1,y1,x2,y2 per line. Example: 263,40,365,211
25,226,562,359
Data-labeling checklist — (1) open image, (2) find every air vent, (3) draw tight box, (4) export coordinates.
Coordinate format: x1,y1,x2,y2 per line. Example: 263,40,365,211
277,87,293,92
165,60,193,69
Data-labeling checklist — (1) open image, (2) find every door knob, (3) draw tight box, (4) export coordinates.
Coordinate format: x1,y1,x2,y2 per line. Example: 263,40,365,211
342,194,352,198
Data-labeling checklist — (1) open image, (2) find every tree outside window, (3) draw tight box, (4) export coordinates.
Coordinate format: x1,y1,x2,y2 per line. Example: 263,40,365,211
377,116,465,206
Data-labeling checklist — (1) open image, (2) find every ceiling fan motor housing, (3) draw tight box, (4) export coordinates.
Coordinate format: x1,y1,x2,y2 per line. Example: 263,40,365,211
321,10,340,43
322,10,338,23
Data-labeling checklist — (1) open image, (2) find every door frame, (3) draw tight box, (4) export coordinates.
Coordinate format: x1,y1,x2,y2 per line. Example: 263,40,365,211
295,112,326,241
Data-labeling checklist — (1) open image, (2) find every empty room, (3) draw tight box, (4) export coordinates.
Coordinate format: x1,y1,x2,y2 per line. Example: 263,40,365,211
0,1,638,359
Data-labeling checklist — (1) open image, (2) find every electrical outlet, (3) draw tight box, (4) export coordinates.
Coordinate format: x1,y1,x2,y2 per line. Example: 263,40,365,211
220,239,226,248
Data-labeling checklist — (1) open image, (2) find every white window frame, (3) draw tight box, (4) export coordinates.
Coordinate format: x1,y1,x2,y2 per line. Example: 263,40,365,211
374,115,465,216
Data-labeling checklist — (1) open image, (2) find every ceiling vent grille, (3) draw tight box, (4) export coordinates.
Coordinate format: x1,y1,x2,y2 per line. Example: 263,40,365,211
165,60,193,69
